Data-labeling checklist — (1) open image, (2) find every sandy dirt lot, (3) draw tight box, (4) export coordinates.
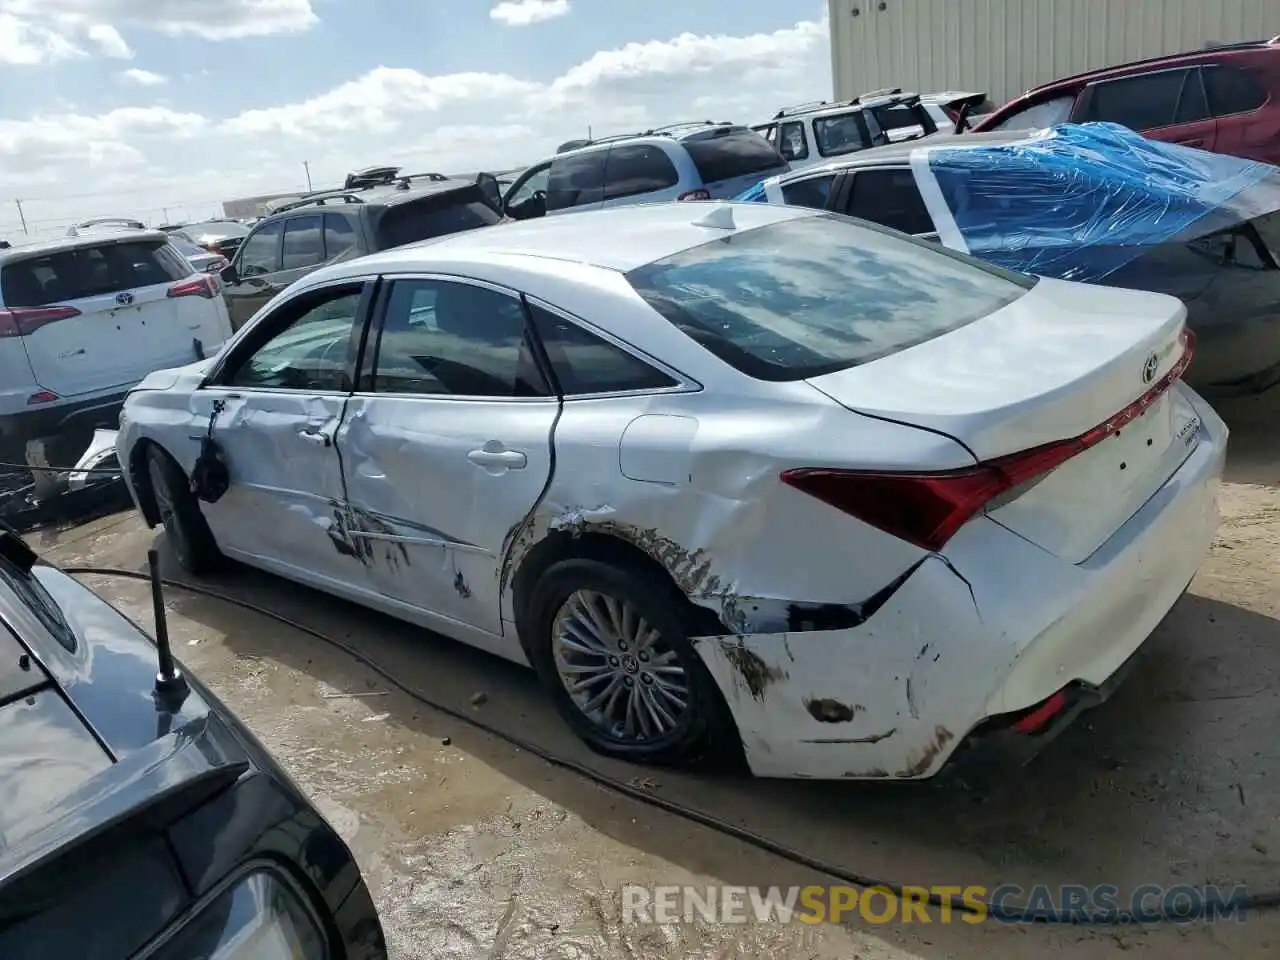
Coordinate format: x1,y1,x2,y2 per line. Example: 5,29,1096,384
34,391,1280,958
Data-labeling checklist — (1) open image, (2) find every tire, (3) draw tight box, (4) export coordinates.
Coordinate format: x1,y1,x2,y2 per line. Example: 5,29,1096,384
526,557,739,770
145,445,223,576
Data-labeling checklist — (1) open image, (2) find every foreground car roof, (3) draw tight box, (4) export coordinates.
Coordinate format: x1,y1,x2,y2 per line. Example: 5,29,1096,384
325,201,816,275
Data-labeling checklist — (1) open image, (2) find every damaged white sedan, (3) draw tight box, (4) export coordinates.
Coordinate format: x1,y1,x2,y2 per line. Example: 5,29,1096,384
116,201,1226,780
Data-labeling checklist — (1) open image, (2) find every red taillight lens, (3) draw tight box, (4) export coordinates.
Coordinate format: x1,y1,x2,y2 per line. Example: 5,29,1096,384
782,327,1196,552
677,189,712,201
167,275,218,299
0,305,82,338
26,390,59,405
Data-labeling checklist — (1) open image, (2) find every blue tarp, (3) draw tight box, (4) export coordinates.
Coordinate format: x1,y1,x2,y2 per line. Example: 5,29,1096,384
740,123,1280,284
924,122,1280,282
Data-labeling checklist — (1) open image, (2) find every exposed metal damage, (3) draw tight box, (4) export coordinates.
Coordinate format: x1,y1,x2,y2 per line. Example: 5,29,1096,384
718,639,788,701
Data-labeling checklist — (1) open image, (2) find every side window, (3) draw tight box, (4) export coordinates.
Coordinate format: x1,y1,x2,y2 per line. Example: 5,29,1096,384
603,144,680,201
870,103,931,137
528,304,678,395
777,121,809,162
1204,65,1268,116
280,215,325,271
506,163,551,207
547,151,607,211
369,279,548,398
226,286,363,391
323,214,359,261
780,173,836,210
754,124,778,144
1174,69,1210,124
1080,70,1193,130
844,169,935,236
813,114,871,157
236,221,283,277
990,95,1076,131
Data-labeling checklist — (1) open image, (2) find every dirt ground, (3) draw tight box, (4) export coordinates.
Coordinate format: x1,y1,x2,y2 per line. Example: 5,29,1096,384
36,390,1280,959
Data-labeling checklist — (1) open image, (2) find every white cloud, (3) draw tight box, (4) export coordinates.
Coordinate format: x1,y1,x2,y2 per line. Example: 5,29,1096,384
221,67,541,139
121,67,167,85
87,23,131,57
489,0,570,27
0,13,830,233
0,12,84,63
0,0,318,42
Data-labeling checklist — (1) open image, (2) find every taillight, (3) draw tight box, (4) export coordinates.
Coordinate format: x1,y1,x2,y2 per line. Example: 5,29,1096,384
677,189,712,201
782,327,1196,552
167,275,218,299
0,305,81,338
26,390,59,405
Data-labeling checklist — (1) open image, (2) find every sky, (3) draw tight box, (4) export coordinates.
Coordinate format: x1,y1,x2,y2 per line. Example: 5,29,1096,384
0,0,832,236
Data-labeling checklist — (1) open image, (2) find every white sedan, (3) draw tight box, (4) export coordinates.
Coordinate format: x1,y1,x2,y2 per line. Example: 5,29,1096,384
116,202,1226,780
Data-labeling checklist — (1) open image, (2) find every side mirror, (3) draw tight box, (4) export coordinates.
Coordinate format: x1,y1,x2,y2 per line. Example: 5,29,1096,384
220,264,238,284
475,173,502,213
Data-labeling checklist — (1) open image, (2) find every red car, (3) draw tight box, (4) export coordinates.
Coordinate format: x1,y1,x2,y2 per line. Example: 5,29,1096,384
972,37,1280,165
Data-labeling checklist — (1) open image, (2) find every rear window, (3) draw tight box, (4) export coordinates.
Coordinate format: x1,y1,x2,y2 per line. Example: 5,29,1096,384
375,189,501,249
1,240,190,307
683,131,785,185
626,214,1035,381
871,103,932,134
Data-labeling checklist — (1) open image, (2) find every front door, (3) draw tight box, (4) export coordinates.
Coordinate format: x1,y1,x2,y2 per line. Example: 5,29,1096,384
338,275,559,643
222,219,284,330
198,280,372,588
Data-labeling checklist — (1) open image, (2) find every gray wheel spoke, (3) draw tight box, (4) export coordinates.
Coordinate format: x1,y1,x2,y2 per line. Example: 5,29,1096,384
551,587,693,745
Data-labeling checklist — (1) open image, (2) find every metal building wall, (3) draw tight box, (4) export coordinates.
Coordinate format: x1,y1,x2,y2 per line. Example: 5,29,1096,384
828,0,1280,104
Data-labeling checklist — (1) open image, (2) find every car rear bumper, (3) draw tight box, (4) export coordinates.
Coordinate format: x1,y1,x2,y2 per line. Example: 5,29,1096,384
0,389,129,451
692,386,1226,780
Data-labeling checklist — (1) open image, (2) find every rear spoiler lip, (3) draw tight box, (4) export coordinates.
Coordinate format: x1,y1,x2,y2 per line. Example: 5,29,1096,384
0,713,249,898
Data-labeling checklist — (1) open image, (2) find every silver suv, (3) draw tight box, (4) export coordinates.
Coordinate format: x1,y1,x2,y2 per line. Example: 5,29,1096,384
501,122,788,220
751,90,939,173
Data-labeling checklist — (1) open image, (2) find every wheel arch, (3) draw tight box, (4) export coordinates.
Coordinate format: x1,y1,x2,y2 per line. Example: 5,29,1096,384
127,437,167,527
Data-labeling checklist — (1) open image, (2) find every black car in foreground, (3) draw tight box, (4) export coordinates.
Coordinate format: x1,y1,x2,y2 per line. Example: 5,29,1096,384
0,531,386,959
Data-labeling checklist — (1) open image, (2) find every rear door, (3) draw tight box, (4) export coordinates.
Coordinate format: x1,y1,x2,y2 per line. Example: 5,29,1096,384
599,143,682,207
0,236,221,398
837,166,939,238
338,276,559,643
222,219,284,330
681,128,790,197
546,149,608,216
1075,67,1219,151
1203,62,1278,163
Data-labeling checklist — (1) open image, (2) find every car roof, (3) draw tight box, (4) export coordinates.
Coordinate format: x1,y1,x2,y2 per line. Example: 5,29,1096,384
552,122,759,159
768,91,924,121
1017,37,1280,98
319,201,816,276
264,175,480,218
0,228,169,264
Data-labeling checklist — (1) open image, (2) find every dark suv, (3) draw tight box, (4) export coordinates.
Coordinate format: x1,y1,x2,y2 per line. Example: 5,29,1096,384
220,170,503,329
973,37,1280,164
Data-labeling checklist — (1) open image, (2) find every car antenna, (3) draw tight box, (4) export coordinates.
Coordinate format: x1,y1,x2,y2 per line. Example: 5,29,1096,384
692,203,737,230
148,548,188,705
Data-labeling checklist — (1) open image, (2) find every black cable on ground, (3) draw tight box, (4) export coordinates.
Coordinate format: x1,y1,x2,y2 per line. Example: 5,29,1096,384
0,461,121,475
63,564,1280,926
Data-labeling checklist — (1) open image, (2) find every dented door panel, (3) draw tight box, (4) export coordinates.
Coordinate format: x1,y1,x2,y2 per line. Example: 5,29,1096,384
198,390,355,585
337,395,558,638
691,555,993,780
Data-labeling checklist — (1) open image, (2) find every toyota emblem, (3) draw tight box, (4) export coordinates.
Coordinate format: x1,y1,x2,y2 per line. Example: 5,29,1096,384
115,291,134,306
1142,353,1159,385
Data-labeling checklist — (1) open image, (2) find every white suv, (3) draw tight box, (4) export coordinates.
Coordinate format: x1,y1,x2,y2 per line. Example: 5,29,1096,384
751,90,940,173
501,122,789,220
0,225,233,475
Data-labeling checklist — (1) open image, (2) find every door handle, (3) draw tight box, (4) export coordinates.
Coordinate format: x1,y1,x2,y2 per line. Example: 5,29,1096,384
298,428,333,447
467,447,527,470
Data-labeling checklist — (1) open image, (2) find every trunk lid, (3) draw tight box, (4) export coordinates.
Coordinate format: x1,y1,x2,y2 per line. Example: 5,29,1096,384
1,235,228,398
807,278,1199,562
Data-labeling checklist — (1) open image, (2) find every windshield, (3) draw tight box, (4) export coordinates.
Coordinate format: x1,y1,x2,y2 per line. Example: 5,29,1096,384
626,213,1035,381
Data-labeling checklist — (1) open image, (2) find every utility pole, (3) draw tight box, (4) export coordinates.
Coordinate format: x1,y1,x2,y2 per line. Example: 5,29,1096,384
14,199,27,235
303,161,313,192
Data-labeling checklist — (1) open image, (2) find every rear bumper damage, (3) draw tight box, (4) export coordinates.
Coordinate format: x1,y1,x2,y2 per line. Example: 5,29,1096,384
691,389,1227,781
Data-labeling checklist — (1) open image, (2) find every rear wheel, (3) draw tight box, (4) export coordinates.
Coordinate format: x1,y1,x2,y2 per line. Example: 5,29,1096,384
146,446,222,576
527,557,737,769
